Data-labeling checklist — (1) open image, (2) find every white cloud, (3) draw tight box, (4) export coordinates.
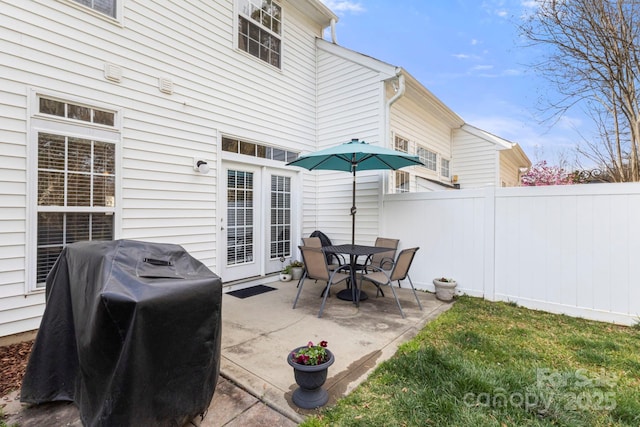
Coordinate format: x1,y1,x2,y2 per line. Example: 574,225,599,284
322,1,365,13
503,69,522,76
521,0,539,9
472,65,494,71
452,53,484,61
471,39,480,45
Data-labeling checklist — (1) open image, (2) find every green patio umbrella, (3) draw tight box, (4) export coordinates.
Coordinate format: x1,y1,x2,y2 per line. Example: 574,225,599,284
286,138,424,245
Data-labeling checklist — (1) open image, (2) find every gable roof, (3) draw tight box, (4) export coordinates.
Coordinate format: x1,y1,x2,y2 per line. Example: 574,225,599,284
316,39,464,127
316,38,398,77
460,124,531,167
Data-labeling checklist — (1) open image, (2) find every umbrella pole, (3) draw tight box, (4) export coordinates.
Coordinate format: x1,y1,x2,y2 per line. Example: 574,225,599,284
351,166,356,245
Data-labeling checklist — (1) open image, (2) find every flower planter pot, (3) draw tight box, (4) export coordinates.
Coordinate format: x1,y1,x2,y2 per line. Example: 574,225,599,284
280,273,292,282
287,347,334,409
433,278,457,302
291,267,304,281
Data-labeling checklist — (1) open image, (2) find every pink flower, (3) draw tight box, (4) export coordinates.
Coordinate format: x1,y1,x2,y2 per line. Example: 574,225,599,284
291,339,330,366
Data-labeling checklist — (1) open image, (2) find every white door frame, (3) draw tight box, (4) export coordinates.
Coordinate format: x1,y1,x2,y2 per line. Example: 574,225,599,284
219,161,300,283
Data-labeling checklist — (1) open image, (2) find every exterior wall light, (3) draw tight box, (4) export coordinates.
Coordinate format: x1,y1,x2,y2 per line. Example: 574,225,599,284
194,159,210,174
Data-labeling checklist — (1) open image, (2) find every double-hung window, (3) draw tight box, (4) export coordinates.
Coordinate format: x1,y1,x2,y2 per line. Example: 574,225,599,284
237,0,282,68
395,171,410,193
30,94,119,290
417,147,437,171
441,158,450,179
394,135,409,153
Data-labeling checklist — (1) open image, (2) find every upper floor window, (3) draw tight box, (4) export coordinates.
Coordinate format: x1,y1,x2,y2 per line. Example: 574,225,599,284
417,147,437,171
72,0,117,18
237,0,282,68
394,135,409,153
441,158,450,178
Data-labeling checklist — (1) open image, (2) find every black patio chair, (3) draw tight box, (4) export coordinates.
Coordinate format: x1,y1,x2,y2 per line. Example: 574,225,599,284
309,230,346,267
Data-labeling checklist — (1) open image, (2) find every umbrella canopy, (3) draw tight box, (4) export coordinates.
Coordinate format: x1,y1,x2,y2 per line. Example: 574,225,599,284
287,138,424,244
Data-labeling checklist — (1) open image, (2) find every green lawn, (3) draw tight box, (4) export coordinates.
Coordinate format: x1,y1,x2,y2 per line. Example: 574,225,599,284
302,296,640,426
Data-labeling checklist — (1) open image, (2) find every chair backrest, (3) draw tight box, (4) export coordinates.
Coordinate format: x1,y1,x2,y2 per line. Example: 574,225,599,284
298,245,330,281
301,237,322,248
309,230,333,246
370,237,399,269
309,231,335,265
389,247,419,282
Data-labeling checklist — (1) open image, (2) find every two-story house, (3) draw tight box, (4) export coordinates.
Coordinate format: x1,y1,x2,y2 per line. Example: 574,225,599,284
0,0,529,338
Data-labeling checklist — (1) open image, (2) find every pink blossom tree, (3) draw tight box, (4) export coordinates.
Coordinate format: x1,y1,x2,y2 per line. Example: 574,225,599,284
520,161,576,186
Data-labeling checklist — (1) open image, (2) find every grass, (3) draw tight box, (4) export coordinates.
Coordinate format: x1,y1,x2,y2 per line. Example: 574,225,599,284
301,296,640,426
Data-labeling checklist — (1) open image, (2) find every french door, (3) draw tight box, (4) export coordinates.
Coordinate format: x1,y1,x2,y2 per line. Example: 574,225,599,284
220,163,297,282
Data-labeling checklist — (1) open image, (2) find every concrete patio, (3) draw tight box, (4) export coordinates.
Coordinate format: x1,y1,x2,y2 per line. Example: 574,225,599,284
3,278,451,426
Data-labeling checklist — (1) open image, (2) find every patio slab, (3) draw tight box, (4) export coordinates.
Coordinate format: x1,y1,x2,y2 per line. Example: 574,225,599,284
219,278,451,423
2,279,451,426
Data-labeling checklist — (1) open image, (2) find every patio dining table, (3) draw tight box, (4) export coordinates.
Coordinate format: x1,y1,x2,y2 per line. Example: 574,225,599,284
323,244,394,305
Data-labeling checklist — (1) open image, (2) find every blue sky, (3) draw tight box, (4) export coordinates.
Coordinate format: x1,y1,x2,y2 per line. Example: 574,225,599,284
321,0,589,165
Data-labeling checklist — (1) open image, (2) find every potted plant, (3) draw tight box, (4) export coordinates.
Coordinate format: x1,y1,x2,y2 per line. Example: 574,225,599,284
280,264,292,282
288,260,304,281
433,277,457,302
287,340,334,409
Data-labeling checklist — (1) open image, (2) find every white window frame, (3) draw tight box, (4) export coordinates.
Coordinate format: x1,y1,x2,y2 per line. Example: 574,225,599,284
235,0,283,69
26,89,122,293
394,135,409,153
58,0,124,25
417,146,437,172
440,157,451,179
394,170,410,193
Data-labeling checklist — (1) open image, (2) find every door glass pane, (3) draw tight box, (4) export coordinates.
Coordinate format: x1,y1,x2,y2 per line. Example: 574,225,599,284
227,170,254,266
270,175,291,259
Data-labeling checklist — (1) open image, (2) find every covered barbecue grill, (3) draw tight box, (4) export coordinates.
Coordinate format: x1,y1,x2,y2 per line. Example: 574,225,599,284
21,239,222,427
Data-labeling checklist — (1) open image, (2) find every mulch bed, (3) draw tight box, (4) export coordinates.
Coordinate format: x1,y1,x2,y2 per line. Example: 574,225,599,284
0,340,33,397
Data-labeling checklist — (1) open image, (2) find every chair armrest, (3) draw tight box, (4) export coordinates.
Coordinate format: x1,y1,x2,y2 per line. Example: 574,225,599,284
330,253,346,265
378,257,395,270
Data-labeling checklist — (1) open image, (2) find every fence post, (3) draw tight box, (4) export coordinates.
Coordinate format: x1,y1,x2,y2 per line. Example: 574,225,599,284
483,186,496,301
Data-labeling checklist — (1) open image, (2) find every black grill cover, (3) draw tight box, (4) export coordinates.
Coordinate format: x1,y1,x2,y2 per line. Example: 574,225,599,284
21,240,222,427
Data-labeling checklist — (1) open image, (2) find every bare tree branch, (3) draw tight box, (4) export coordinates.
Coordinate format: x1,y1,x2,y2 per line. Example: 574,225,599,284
520,0,640,181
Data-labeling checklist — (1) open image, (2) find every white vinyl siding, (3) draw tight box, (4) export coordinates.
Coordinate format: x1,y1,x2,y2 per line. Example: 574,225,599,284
390,94,454,188
0,0,327,336
500,152,525,187
452,127,500,188
0,83,37,337
316,40,396,244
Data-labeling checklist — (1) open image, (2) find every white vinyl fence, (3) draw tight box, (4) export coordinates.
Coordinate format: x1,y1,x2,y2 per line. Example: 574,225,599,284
381,183,640,326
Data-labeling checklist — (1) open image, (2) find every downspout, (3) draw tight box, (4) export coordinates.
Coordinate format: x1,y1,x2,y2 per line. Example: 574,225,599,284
384,69,405,179
330,18,337,44
385,69,405,147
380,69,405,234
387,69,405,111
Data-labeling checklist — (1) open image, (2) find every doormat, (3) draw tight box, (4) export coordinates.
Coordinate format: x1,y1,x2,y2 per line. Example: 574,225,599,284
228,285,277,299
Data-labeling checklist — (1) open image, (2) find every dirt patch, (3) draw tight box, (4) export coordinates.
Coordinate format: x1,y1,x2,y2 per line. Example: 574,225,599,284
0,340,33,397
